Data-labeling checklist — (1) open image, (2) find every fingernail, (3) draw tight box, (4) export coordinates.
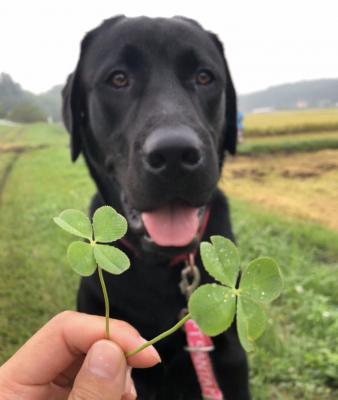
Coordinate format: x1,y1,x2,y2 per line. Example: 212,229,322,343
152,348,162,364
86,340,124,379
134,336,162,364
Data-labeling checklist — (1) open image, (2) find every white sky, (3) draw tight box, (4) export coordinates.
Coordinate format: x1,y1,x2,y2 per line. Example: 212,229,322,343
1,0,337,95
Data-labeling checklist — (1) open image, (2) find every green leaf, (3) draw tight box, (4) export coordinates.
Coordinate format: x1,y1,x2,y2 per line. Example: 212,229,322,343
238,295,267,341
94,244,130,274
237,296,267,352
200,236,240,288
240,257,283,304
54,209,92,240
93,206,128,243
236,297,254,352
188,284,236,336
67,241,97,276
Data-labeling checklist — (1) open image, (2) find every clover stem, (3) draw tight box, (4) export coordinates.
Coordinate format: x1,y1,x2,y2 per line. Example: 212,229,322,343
126,313,191,358
98,267,110,339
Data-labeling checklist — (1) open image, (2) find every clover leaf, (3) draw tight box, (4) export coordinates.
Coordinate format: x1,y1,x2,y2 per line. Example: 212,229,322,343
54,209,93,240
94,245,130,274
188,284,236,336
93,206,127,243
200,236,239,288
237,296,267,352
54,207,130,276
189,236,283,352
67,241,97,276
240,257,282,304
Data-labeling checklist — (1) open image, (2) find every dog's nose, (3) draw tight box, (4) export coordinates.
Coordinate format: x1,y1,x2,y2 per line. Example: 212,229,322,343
142,126,203,176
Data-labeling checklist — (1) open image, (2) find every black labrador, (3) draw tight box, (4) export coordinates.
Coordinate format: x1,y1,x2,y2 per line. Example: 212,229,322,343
62,15,251,400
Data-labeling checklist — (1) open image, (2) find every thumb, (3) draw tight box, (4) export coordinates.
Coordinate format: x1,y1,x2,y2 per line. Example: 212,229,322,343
69,340,129,400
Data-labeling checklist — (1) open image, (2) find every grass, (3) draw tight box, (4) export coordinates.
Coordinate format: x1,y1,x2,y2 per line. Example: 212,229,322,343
0,125,23,142
0,124,94,362
1,121,337,399
238,131,338,155
230,199,338,400
244,109,338,136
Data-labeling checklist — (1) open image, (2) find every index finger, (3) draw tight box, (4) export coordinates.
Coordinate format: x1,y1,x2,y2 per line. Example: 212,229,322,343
1,311,160,386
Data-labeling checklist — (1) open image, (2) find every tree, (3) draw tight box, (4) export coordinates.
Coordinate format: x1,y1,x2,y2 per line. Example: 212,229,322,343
8,101,47,123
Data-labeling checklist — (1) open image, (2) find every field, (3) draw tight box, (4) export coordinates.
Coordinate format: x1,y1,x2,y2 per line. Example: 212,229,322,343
244,108,338,136
222,149,338,231
0,110,338,399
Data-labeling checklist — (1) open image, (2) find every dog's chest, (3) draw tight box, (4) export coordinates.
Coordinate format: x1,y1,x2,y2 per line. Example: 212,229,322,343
105,256,188,337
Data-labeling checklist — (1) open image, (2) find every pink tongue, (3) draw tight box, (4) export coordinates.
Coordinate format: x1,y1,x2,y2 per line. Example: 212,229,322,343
141,205,199,247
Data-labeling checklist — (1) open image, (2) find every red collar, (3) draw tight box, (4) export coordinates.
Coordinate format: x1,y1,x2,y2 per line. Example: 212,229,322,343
119,207,210,267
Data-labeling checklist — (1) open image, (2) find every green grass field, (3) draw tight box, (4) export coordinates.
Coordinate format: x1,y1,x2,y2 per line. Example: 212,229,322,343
0,119,337,399
238,130,338,155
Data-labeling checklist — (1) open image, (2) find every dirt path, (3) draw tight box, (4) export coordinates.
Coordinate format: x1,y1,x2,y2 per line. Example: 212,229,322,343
0,129,25,202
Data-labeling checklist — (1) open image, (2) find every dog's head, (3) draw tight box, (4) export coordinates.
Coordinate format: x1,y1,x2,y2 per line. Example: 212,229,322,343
63,16,237,255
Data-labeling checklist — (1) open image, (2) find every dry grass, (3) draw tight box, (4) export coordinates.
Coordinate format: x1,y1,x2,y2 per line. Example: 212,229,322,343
221,149,338,231
245,109,338,136
243,130,338,144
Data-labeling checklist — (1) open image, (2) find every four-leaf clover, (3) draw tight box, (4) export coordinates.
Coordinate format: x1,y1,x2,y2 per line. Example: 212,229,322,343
53,206,130,276
188,236,283,352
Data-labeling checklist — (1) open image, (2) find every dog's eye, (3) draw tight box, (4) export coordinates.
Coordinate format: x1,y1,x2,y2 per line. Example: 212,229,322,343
108,71,129,88
196,70,214,86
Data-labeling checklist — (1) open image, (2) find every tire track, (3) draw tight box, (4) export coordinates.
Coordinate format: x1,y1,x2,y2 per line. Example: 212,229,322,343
0,128,28,203
0,144,53,203
0,152,22,202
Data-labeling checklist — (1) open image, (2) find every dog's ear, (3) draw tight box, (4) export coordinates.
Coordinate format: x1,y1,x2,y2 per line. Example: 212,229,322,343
62,72,83,161
62,15,126,162
209,33,238,155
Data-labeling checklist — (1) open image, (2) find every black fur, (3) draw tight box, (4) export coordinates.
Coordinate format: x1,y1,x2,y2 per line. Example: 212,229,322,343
63,16,250,399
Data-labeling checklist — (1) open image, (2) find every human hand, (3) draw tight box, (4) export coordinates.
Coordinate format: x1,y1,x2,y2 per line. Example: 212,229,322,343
0,311,161,400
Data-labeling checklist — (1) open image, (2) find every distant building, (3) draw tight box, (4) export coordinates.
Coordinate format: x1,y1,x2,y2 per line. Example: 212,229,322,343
251,107,274,114
296,100,308,109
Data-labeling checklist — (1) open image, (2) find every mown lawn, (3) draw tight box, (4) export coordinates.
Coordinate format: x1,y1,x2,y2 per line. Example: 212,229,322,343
0,122,337,399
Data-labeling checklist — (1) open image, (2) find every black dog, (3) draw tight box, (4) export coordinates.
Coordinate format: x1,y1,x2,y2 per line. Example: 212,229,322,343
62,15,250,400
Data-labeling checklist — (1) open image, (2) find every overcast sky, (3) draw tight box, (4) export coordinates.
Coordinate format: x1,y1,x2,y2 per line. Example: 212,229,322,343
1,0,337,95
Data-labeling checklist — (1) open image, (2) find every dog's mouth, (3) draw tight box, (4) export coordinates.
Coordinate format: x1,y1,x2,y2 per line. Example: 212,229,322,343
141,204,202,247
121,193,207,249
